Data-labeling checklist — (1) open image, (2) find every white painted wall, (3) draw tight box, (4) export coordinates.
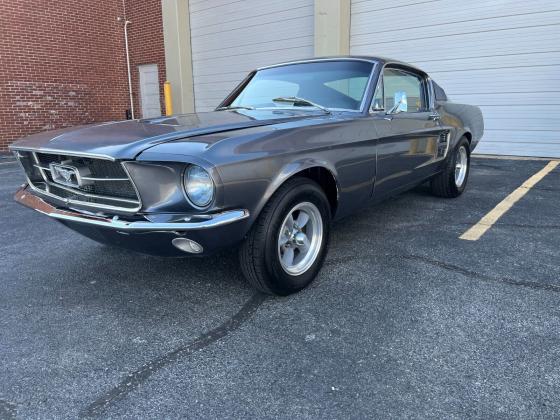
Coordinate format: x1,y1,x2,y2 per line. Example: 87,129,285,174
350,0,560,157
188,0,315,112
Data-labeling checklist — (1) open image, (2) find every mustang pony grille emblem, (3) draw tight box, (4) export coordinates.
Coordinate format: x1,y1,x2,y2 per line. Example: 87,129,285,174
49,163,82,188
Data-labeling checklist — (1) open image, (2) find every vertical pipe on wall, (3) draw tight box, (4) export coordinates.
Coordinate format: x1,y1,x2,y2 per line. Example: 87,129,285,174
123,20,135,119
120,0,135,119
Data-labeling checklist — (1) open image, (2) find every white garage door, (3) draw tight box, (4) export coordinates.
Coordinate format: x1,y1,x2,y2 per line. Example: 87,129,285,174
350,0,560,157
189,0,314,112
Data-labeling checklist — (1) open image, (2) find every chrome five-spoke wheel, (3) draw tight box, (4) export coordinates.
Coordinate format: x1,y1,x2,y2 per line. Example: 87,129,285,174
455,145,468,187
277,202,323,275
239,177,331,295
430,136,470,198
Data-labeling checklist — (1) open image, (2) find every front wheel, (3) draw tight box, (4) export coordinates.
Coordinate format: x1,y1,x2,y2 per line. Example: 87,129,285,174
239,178,331,296
430,137,471,198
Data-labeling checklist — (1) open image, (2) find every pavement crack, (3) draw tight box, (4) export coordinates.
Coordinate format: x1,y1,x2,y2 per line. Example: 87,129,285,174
80,293,267,419
403,254,560,293
326,253,560,293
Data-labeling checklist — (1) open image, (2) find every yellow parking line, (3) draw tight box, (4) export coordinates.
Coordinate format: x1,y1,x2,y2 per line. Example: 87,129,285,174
460,160,559,241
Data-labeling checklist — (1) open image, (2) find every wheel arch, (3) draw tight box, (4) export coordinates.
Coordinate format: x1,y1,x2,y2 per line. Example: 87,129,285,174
453,129,472,152
254,160,340,223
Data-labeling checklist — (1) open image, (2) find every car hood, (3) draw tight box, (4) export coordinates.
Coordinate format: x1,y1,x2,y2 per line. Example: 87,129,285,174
9,109,327,160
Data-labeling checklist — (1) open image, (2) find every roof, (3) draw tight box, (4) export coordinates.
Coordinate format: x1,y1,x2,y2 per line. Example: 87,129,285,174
256,55,425,74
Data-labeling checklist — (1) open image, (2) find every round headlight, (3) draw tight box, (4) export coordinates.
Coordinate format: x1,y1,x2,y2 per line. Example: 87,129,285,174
183,165,214,208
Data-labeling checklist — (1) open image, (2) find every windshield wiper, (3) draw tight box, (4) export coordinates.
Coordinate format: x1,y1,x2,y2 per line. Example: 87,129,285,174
272,96,331,114
216,105,255,111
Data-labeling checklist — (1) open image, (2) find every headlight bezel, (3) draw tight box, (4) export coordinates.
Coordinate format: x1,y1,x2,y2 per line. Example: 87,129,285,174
182,164,216,210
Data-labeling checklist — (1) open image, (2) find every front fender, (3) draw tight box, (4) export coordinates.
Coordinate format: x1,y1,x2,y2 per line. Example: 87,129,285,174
255,158,340,219
215,152,346,240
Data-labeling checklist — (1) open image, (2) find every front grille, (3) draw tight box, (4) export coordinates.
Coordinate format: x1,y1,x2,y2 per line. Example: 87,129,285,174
16,151,140,211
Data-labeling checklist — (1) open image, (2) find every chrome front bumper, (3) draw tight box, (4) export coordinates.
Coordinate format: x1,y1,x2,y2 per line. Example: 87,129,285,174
14,185,249,232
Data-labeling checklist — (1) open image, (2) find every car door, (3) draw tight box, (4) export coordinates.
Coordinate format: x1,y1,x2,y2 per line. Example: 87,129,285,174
370,67,443,197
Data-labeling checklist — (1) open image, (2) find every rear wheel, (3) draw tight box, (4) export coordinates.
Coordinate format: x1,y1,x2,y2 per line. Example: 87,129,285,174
239,178,331,296
430,137,470,198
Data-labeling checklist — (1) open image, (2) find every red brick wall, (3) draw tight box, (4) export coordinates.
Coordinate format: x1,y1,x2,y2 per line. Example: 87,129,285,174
0,0,166,152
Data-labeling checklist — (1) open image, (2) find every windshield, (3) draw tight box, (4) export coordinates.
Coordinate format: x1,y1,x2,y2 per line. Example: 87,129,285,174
229,61,374,111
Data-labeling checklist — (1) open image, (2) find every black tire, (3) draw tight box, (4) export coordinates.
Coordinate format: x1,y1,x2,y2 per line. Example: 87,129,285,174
239,177,331,296
430,137,471,198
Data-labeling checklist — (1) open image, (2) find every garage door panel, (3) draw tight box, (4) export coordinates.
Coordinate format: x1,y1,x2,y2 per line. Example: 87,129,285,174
193,98,234,109
190,0,314,112
481,130,560,144
352,2,559,37
351,26,559,58
351,0,560,157
452,93,560,106
480,106,560,121
351,0,441,14
353,44,560,68
434,67,560,95
193,33,314,61
413,52,560,73
484,119,560,131
191,0,311,31
192,24,313,54
193,46,313,79
475,142,560,157
193,80,245,93
189,0,263,13
193,33,315,57
351,0,559,16
354,15,560,46
193,83,240,100
191,5,313,37
192,74,246,86
194,87,242,105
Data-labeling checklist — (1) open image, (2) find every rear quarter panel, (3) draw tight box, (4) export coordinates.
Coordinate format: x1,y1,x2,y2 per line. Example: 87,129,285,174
437,101,484,151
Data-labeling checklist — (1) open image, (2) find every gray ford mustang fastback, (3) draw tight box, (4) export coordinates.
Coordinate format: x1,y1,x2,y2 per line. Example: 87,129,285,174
11,56,483,295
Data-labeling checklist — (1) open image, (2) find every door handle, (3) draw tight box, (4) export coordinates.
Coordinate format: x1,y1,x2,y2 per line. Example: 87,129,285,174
428,112,440,121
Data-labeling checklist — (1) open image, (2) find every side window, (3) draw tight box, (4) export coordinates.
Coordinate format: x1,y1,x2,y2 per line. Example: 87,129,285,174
383,68,425,112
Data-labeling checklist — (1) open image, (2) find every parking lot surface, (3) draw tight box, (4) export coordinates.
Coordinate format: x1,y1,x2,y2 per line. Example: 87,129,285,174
1,157,559,419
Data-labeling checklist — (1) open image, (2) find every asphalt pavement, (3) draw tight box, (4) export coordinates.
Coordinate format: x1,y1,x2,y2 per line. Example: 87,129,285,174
1,156,559,419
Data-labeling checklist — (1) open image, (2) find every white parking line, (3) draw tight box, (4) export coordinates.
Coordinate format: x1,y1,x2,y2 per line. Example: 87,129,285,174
460,160,559,241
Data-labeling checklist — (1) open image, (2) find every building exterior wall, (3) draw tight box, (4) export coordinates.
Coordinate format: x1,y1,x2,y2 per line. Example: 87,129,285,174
0,0,166,152
3,0,558,157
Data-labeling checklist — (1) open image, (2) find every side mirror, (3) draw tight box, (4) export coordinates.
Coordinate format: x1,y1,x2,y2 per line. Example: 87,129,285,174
387,91,407,114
